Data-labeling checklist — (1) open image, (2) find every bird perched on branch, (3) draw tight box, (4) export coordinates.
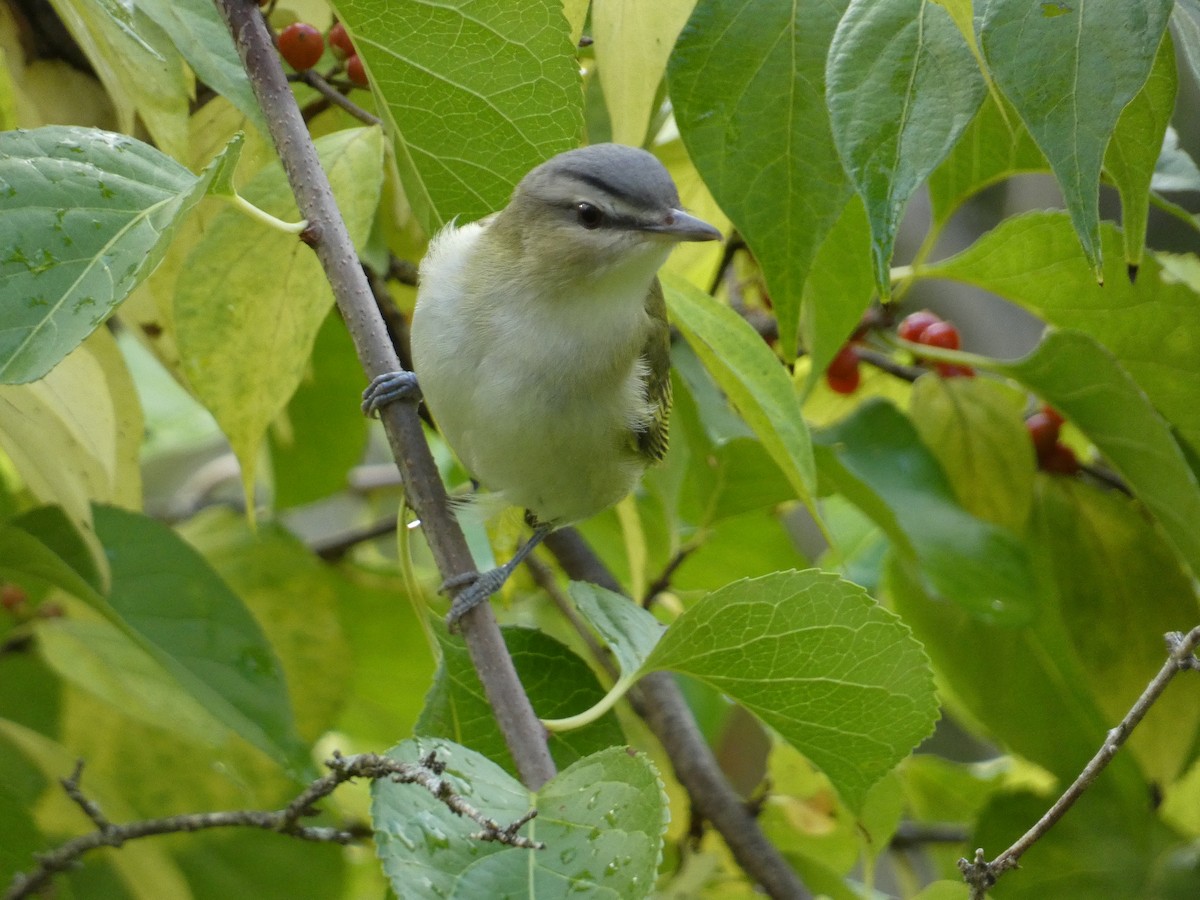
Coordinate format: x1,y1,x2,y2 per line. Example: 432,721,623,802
364,143,722,622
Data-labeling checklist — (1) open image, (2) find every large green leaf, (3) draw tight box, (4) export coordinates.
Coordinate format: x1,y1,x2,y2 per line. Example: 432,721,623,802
46,0,189,158
978,0,1172,275
924,213,1200,481
926,92,1046,228
592,0,696,146
827,0,985,296
644,570,938,810
137,0,267,136
416,626,625,776
815,399,1040,623
331,0,581,233
175,127,382,508
993,329,1200,581
373,739,666,897
1035,480,1200,786
669,0,851,359
1104,33,1176,272
0,127,241,383
663,273,817,511
91,505,307,770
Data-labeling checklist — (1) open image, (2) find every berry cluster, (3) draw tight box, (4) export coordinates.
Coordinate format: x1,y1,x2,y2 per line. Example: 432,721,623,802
1025,406,1079,475
276,20,369,87
897,310,974,379
823,309,974,395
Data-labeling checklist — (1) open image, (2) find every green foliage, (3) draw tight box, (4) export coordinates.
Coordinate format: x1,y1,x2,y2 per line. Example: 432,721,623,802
372,739,666,898
2,0,1200,897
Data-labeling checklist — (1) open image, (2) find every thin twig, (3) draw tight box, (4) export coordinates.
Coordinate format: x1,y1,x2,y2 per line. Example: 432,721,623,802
5,752,541,900
214,0,555,790
958,625,1200,898
641,543,698,608
292,69,381,125
525,554,618,680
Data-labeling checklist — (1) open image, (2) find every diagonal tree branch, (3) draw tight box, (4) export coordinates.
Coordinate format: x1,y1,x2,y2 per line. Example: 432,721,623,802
212,0,554,791
959,625,1200,898
4,752,542,900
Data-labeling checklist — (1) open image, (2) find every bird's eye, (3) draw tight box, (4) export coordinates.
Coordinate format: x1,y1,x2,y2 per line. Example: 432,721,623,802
576,202,603,229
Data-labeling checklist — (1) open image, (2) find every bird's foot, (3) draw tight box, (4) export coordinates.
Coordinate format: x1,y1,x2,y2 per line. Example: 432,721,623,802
444,565,516,626
362,371,421,417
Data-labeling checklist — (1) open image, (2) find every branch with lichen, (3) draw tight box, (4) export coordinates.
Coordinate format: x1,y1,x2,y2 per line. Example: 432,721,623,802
4,751,541,900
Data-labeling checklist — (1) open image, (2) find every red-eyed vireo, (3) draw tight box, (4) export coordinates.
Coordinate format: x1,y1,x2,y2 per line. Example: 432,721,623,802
365,143,722,622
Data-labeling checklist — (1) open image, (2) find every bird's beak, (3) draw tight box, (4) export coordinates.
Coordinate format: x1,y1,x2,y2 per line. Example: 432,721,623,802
643,209,723,243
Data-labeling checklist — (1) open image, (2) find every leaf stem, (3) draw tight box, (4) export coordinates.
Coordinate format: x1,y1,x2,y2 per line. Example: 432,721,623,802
222,191,309,233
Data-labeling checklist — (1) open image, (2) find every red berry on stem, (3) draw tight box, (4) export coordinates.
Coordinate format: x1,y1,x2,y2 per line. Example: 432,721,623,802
935,362,975,379
898,310,942,343
827,369,861,394
278,22,324,71
329,22,355,57
1025,411,1061,457
1041,405,1065,429
918,320,960,350
346,53,368,87
826,344,861,394
1040,442,1080,475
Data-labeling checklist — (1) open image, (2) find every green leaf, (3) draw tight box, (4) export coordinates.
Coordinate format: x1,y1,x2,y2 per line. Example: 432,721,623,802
926,92,1046,229
1172,0,1200,92
373,739,666,897
91,505,306,770
908,377,1034,532
568,582,665,678
669,0,852,358
177,509,355,744
0,127,242,383
592,0,696,146
924,212,1200,456
644,570,938,810
663,273,817,511
36,618,231,746
1035,480,1200,786
799,197,874,393
1105,32,1176,271
417,626,626,775
269,309,370,508
993,329,1200,582
978,0,1172,275
45,0,190,158
175,127,383,509
887,556,1146,801
136,0,268,137
332,0,582,234
827,0,985,296
815,399,1040,623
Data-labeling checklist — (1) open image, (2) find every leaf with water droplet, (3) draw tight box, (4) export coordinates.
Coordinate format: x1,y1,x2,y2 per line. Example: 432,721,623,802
0,126,243,384
372,739,667,897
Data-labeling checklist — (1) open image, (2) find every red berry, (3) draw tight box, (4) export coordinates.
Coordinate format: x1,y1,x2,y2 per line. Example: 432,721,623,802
827,344,859,379
826,369,861,395
346,53,368,87
918,320,961,350
1026,411,1061,457
1040,405,1065,429
898,310,942,343
1039,442,1080,475
329,22,355,57
1,583,26,612
935,363,975,379
278,22,324,71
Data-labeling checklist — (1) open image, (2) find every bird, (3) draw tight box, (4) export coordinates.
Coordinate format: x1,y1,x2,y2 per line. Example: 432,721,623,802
364,143,722,623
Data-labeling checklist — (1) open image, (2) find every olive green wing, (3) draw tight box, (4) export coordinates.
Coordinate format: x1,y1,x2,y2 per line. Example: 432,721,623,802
634,277,672,464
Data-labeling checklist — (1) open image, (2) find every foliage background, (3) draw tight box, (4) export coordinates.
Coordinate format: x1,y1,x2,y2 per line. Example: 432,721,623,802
2,0,1200,897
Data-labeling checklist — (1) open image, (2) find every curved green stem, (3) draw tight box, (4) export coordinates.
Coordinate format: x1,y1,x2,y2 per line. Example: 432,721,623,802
223,191,309,234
